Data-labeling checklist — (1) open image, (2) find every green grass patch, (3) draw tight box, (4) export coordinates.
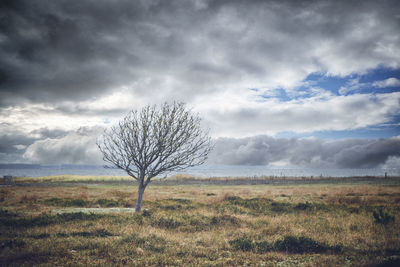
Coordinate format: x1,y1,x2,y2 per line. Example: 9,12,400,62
148,198,196,211
56,228,114,238
1,183,399,266
152,216,183,229
121,233,167,253
373,207,395,225
229,235,342,254
0,211,106,228
150,213,241,232
222,196,330,215
44,197,88,207
96,198,120,207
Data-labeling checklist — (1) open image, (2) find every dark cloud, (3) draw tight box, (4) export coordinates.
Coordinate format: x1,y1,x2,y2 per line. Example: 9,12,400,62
0,122,69,162
29,128,69,140
0,123,34,154
1,0,400,166
10,125,400,168
1,0,399,107
210,136,293,165
0,0,142,105
211,136,400,168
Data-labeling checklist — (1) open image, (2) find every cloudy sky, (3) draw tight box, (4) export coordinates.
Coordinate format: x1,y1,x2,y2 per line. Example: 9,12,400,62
1,0,400,168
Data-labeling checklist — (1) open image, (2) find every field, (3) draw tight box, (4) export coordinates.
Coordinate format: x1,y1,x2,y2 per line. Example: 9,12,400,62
1,177,400,266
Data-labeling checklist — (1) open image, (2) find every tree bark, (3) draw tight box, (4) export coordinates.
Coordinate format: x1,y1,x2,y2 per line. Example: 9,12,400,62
135,182,145,212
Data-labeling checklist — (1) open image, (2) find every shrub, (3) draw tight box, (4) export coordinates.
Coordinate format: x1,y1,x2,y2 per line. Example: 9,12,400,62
274,235,328,253
96,198,119,207
373,207,395,225
255,241,273,253
229,237,255,251
141,209,152,217
294,202,313,211
270,201,291,213
68,199,87,207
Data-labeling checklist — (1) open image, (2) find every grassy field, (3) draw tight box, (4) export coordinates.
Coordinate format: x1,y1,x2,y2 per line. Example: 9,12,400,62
1,177,400,266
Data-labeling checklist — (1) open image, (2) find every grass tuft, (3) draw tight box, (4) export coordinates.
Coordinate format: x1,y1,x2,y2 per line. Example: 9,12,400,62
373,207,395,225
274,235,328,253
1,181,399,266
229,235,340,254
152,216,183,229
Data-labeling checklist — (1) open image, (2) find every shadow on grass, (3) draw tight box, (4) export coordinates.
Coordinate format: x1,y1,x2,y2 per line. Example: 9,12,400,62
0,210,107,228
56,228,114,238
229,235,343,254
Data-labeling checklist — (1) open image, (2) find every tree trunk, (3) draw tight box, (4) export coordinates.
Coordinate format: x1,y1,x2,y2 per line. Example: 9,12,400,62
135,182,145,212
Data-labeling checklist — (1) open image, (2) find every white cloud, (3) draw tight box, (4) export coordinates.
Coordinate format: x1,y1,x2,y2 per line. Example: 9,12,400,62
373,77,400,88
1,0,400,164
0,104,112,134
20,126,400,168
3,90,399,143
23,127,104,164
381,156,400,169
195,91,400,137
338,78,368,95
14,145,27,150
339,76,400,95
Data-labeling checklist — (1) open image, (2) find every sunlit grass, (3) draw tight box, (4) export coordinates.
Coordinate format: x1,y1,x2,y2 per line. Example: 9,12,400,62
14,173,396,183
1,180,399,266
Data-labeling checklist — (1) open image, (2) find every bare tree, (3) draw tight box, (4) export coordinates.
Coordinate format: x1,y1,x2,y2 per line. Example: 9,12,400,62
97,102,212,212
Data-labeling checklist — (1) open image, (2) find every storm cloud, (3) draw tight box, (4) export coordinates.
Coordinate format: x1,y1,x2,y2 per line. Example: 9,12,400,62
211,135,400,168
0,122,68,162
1,0,400,107
1,0,400,167
21,126,400,169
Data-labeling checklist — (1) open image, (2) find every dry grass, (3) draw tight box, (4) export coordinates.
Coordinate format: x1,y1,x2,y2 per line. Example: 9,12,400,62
1,180,399,266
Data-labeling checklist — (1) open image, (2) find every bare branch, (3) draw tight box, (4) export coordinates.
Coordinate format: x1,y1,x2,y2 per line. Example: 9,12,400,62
97,102,213,192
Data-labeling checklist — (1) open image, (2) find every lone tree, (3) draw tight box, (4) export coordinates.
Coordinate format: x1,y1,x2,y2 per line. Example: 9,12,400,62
97,102,212,212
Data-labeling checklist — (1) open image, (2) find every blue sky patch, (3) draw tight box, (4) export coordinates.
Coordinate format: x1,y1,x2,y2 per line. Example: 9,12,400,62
271,67,400,139
304,67,400,96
